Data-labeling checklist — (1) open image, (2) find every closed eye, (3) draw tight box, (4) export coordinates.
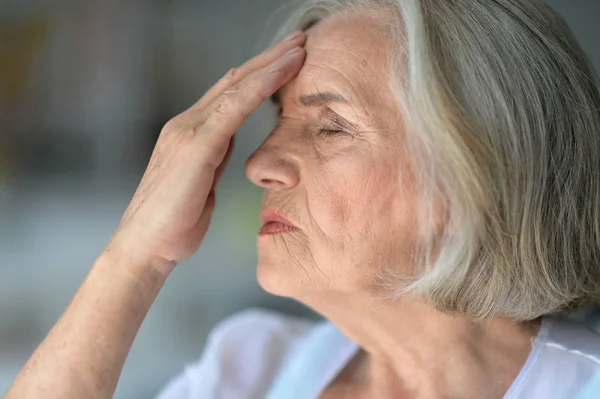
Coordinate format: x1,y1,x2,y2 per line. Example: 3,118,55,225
317,128,345,137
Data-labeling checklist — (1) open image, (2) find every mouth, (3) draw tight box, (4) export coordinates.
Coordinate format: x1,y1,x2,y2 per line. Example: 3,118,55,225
259,209,297,236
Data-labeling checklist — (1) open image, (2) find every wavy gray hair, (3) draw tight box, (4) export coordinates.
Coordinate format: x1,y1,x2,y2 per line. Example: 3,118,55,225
269,0,600,321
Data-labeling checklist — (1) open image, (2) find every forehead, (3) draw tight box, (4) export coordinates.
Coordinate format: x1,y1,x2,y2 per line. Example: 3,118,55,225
278,12,391,108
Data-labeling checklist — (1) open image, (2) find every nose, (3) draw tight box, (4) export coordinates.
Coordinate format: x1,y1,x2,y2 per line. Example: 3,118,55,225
245,140,300,190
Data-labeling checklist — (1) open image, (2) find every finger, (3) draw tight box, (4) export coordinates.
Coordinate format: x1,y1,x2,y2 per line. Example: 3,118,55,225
200,47,306,149
189,31,306,111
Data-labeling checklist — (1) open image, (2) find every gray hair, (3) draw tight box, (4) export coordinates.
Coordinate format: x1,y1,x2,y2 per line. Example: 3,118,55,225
269,0,600,321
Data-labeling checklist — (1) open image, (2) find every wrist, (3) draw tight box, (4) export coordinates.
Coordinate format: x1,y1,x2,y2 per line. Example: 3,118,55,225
100,237,176,284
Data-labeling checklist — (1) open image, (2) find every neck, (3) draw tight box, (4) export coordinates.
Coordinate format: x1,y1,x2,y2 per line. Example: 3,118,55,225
298,291,541,398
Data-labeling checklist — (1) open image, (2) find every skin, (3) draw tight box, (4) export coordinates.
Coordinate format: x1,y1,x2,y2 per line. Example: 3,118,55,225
3,11,540,399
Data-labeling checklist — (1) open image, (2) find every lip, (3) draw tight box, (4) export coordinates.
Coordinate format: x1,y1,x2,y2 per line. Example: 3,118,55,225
260,209,295,227
259,209,297,235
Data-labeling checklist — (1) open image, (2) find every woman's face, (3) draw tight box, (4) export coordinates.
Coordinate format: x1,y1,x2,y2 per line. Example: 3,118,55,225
245,13,423,298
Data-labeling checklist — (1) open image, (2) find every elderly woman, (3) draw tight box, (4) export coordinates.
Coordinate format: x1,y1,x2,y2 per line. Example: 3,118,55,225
5,0,600,398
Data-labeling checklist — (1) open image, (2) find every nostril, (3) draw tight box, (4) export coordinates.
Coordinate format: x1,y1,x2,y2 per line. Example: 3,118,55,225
246,151,300,189
261,178,283,186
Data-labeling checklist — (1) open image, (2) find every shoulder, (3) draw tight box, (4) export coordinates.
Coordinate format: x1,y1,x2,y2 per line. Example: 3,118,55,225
542,316,600,367
154,308,319,399
517,316,600,398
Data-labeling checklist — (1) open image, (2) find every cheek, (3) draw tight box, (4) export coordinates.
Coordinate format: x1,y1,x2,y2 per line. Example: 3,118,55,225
310,148,425,271
310,151,406,247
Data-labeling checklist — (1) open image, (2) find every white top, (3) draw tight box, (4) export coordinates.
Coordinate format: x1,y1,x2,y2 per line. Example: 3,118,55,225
154,308,600,399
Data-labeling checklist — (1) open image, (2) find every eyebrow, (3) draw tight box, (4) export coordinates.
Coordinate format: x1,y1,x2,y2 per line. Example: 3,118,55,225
299,91,349,106
270,90,349,108
270,90,358,131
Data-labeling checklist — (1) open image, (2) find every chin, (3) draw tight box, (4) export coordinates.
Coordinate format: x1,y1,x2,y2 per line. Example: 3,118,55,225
255,234,309,296
256,259,293,297
255,242,315,297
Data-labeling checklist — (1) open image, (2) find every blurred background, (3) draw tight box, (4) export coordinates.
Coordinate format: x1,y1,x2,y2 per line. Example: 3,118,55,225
0,0,598,397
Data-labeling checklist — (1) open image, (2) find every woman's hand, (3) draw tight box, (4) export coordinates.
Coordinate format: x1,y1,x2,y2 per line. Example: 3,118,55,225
109,30,307,270
3,31,306,399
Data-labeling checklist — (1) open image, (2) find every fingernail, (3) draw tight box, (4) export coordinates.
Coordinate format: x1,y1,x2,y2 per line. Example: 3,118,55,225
267,48,303,75
283,31,303,42
285,47,302,57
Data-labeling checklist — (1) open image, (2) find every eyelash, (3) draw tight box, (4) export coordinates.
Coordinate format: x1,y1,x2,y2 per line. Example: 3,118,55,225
317,128,345,137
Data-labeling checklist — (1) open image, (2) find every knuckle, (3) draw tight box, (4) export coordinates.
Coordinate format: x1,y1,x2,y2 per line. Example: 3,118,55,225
161,119,185,137
182,125,200,140
161,117,197,142
223,83,240,97
224,67,242,81
161,117,178,134
213,89,239,115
